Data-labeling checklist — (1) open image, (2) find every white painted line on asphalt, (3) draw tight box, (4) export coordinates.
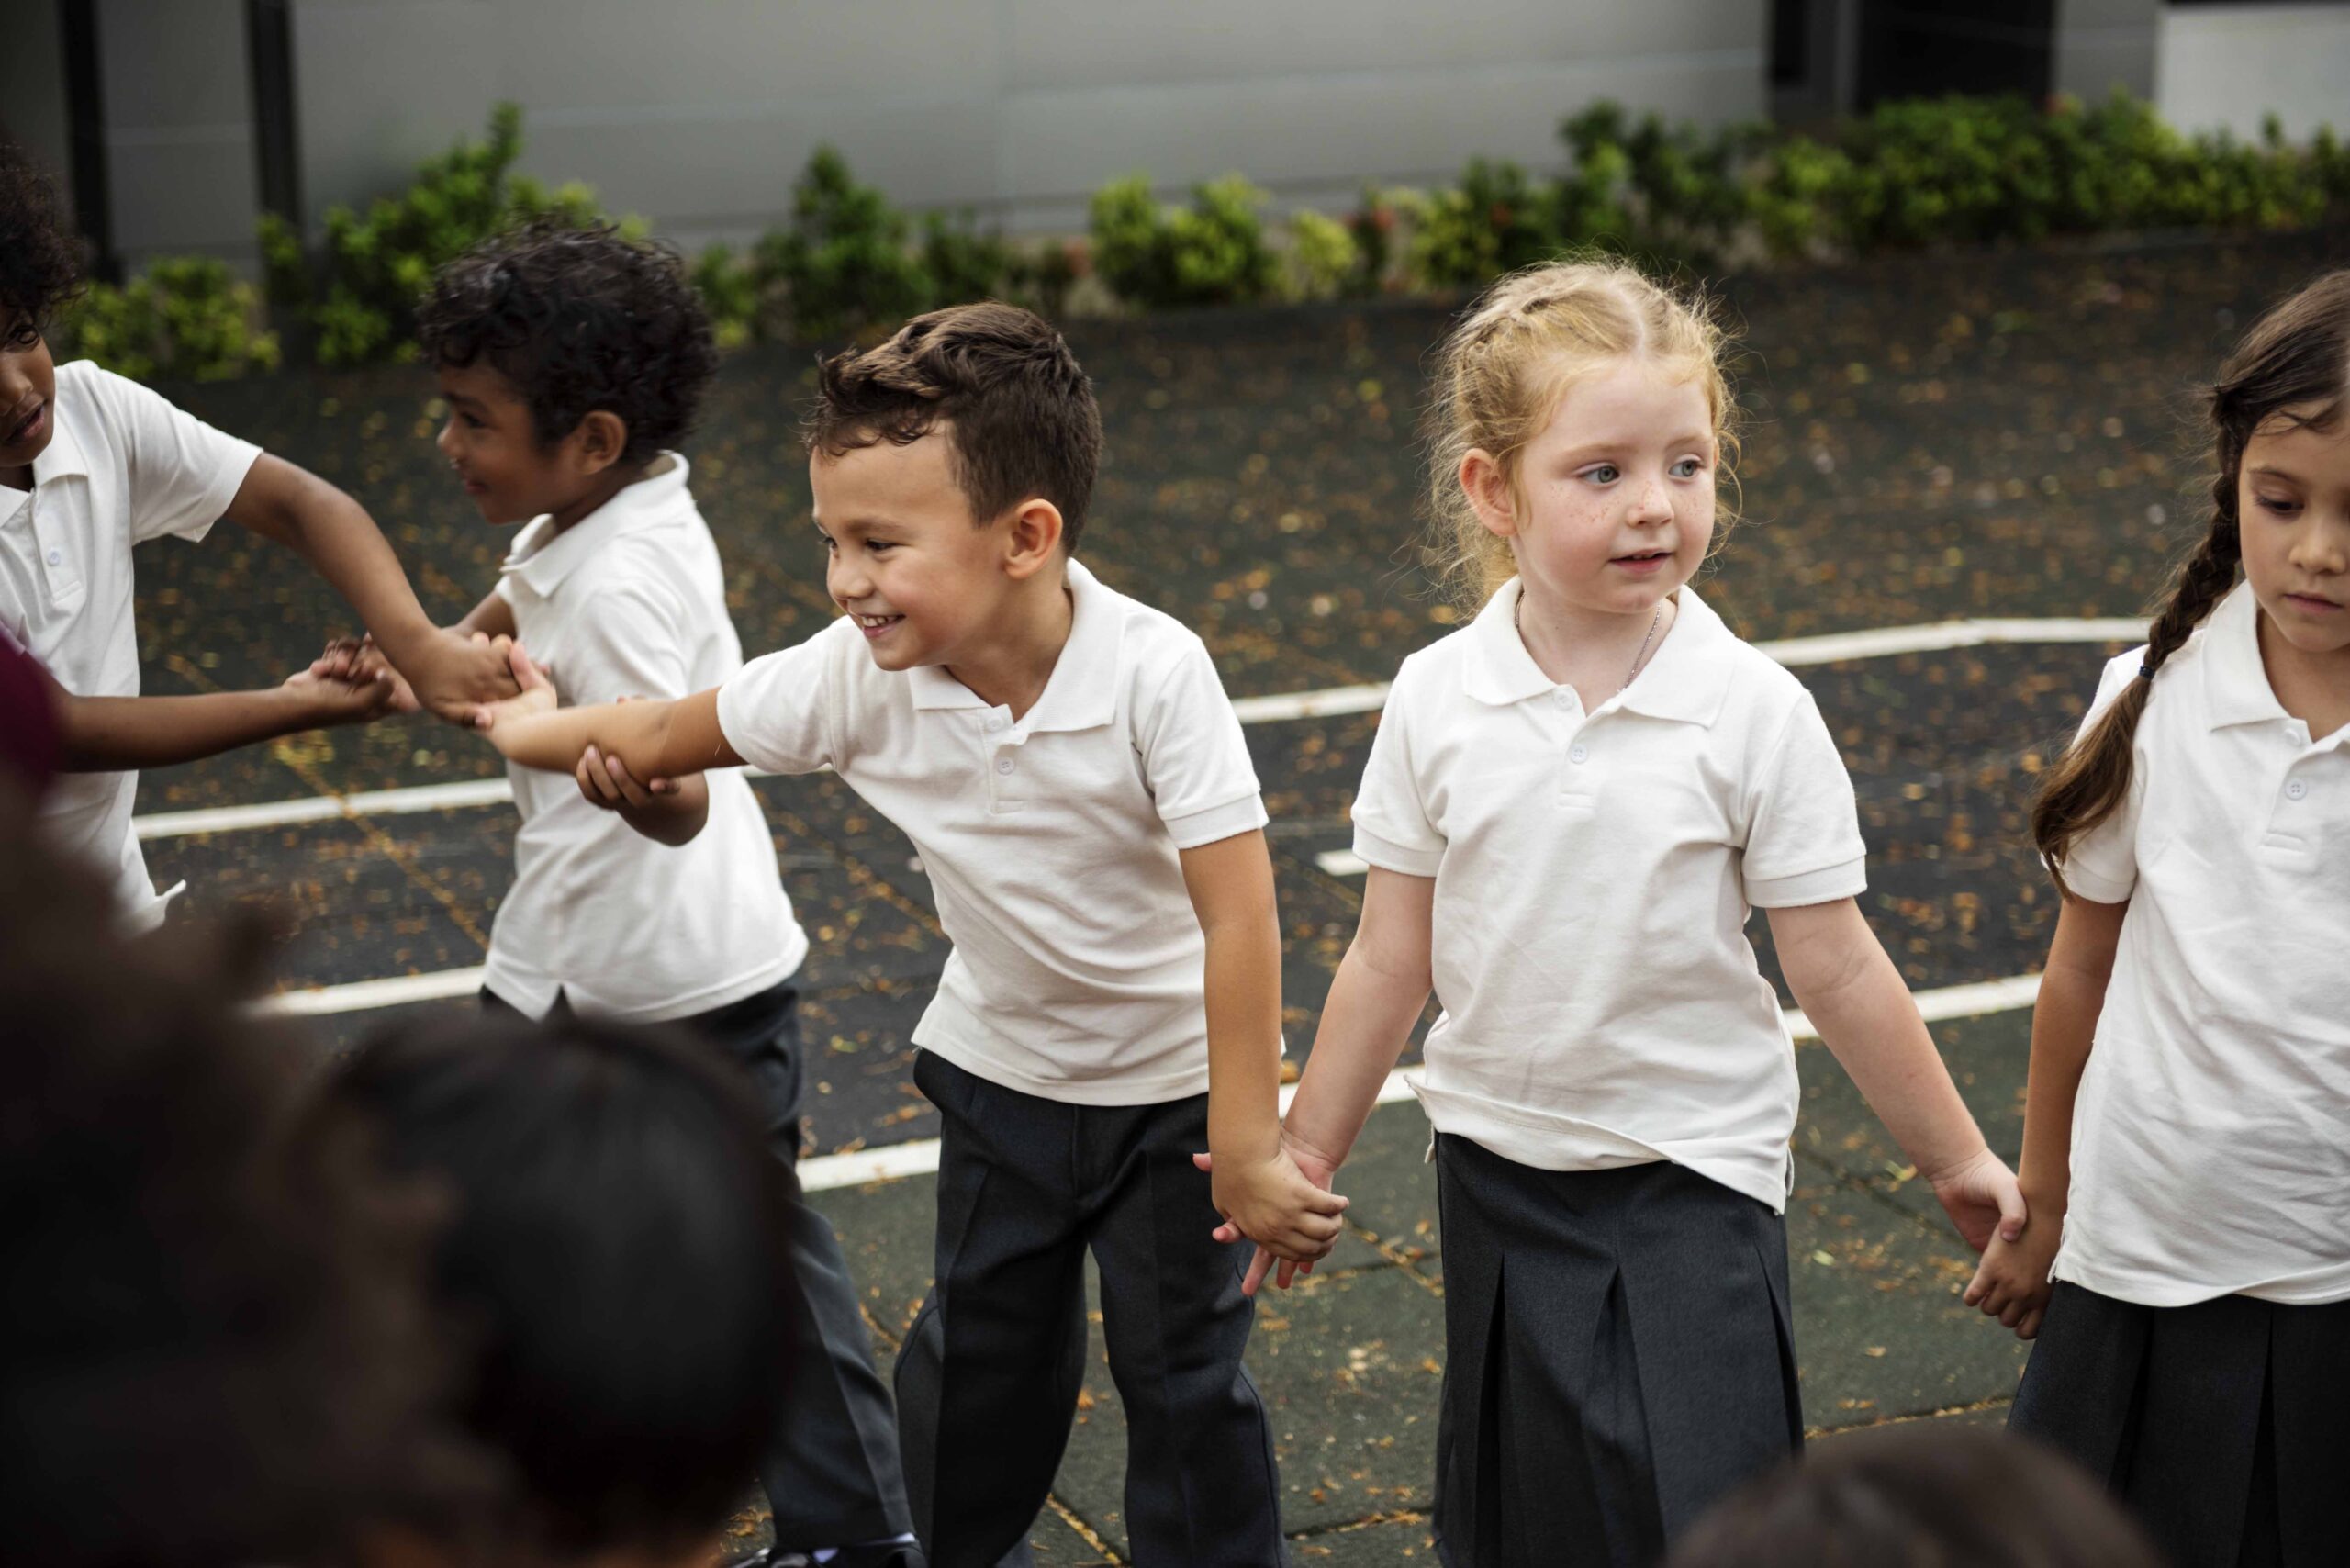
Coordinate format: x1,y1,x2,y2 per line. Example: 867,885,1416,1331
137,777,518,839
1756,616,2145,668
257,966,487,1017
800,969,2042,1192
129,616,2148,843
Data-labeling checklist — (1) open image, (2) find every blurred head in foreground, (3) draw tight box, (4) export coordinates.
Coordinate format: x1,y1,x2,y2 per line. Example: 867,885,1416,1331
322,1012,795,1567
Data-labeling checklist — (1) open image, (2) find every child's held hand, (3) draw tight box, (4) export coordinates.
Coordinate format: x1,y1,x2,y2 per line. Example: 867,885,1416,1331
315,634,419,712
279,665,397,726
576,700,684,812
1964,1210,2062,1340
1923,1145,2028,1255
468,640,557,743
405,623,524,725
1192,1134,1348,1291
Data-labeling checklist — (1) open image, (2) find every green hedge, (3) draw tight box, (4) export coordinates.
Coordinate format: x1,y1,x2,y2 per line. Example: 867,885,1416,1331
62,92,2350,380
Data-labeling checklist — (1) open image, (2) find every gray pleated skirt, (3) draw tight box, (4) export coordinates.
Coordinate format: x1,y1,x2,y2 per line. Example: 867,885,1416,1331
2009,1282,2350,1568
1431,1135,1801,1568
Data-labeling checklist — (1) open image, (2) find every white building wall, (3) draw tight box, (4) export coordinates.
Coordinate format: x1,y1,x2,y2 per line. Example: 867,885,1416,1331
98,0,263,271
285,0,1768,249
2155,2,2350,141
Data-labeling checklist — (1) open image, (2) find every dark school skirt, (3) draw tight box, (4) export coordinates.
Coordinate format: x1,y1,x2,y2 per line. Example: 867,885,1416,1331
1431,1135,1801,1568
2009,1282,2350,1568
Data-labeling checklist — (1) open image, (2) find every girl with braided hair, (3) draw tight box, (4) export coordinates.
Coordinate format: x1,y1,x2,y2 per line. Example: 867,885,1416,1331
1967,271,2350,1565
1226,258,2022,1566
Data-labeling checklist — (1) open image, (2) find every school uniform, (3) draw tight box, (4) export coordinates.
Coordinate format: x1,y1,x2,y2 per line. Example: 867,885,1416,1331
484,455,912,1550
1349,578,1865,1567
2009,584,2350,1568
718,559,1286,1568
0,362,259,929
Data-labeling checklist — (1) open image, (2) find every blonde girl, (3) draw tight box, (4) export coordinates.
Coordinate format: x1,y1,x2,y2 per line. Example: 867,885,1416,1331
1967,272,2350,1567
1227,261,2023,1567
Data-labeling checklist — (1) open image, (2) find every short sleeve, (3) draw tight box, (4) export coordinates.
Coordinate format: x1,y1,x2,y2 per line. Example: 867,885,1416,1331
2052,651,2144,904
1348,671,1444,879
553,583,695,707
1741,692,1868,908
1136,636,1267,849
715,622,845,777
77,366,262,546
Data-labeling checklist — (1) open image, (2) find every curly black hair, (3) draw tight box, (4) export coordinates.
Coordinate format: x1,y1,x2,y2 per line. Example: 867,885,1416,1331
417,219,717,466
0,141,84,327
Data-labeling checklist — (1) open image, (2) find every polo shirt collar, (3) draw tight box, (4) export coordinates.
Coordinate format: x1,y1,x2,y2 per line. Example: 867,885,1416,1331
2199,583,2289,732
499,452,691,597
28,407,90,488
1461,577,1735,726
908,558,1121,734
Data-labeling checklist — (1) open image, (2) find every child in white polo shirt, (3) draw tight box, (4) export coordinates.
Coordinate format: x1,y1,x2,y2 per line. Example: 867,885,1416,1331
1241,261,2024,1567
0,141,511,929
470,301,1346,1568
1968,271,2350,1562
368,223,920,1568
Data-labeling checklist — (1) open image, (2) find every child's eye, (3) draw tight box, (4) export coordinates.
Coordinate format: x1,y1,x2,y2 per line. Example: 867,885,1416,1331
5,322,39,350
2256,495,2301,518
1671,457,1705,479
867,541,897,554
460,412,487,431
1583,464,1620,485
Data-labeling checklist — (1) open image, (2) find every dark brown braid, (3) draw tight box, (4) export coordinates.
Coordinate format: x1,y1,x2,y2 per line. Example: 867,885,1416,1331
2033,269,2350,890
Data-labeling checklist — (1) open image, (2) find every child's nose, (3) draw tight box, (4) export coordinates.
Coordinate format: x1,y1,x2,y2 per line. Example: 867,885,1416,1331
434,419,461,460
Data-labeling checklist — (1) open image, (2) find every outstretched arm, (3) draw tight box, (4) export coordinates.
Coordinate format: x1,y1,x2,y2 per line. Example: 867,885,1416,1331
46,662,395,772
1770,897,2026,1253
225,454,514,721
474,644,743,778
1964,893,2125,1338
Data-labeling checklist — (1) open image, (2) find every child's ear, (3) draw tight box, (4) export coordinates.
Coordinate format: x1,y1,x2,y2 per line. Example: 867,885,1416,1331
571,410,631,475
1459,450,1518,539
1001,498,1066,581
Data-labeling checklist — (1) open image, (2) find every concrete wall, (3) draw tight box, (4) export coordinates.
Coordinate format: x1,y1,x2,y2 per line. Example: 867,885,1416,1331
3,1,77,227
97,0,263,271
285,0,1767,248
2056,0,2160,99
2155,2,2350,141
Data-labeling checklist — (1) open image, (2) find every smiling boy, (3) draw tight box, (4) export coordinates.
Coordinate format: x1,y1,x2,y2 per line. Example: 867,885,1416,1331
473,302,1341,1566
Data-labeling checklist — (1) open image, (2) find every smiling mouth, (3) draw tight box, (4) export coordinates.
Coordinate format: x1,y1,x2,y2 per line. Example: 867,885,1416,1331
854,612,903,632
5,400,44,444
1614,549,1673,565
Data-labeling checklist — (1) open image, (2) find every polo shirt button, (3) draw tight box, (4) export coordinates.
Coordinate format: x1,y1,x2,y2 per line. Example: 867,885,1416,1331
45,548,62,566
1569,744,1589,764
995,757,1014,775
2286,779,2308,801
985,715,1004,731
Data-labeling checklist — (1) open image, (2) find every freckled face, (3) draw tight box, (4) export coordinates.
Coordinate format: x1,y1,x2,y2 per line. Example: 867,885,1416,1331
1496,355,1718,620
811,430,1011,671
2238,408,2350,659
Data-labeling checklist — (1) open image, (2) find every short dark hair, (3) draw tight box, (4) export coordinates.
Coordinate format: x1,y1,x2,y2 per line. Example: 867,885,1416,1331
417,219,719,467
1666,1425,2159,1568
0,141,84,327
0,812,482,1568
809,300,1103,551
325,1013,794,1560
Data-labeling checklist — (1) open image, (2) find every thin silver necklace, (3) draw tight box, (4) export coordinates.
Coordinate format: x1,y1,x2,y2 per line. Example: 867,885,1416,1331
1519,596,1666,698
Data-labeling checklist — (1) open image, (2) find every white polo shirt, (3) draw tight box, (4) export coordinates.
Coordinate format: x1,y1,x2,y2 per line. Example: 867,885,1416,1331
0,361,260,929
1350,579,1866,1212
716,558,1268,1104
486,454,805,1022
2052,584,2350,1306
